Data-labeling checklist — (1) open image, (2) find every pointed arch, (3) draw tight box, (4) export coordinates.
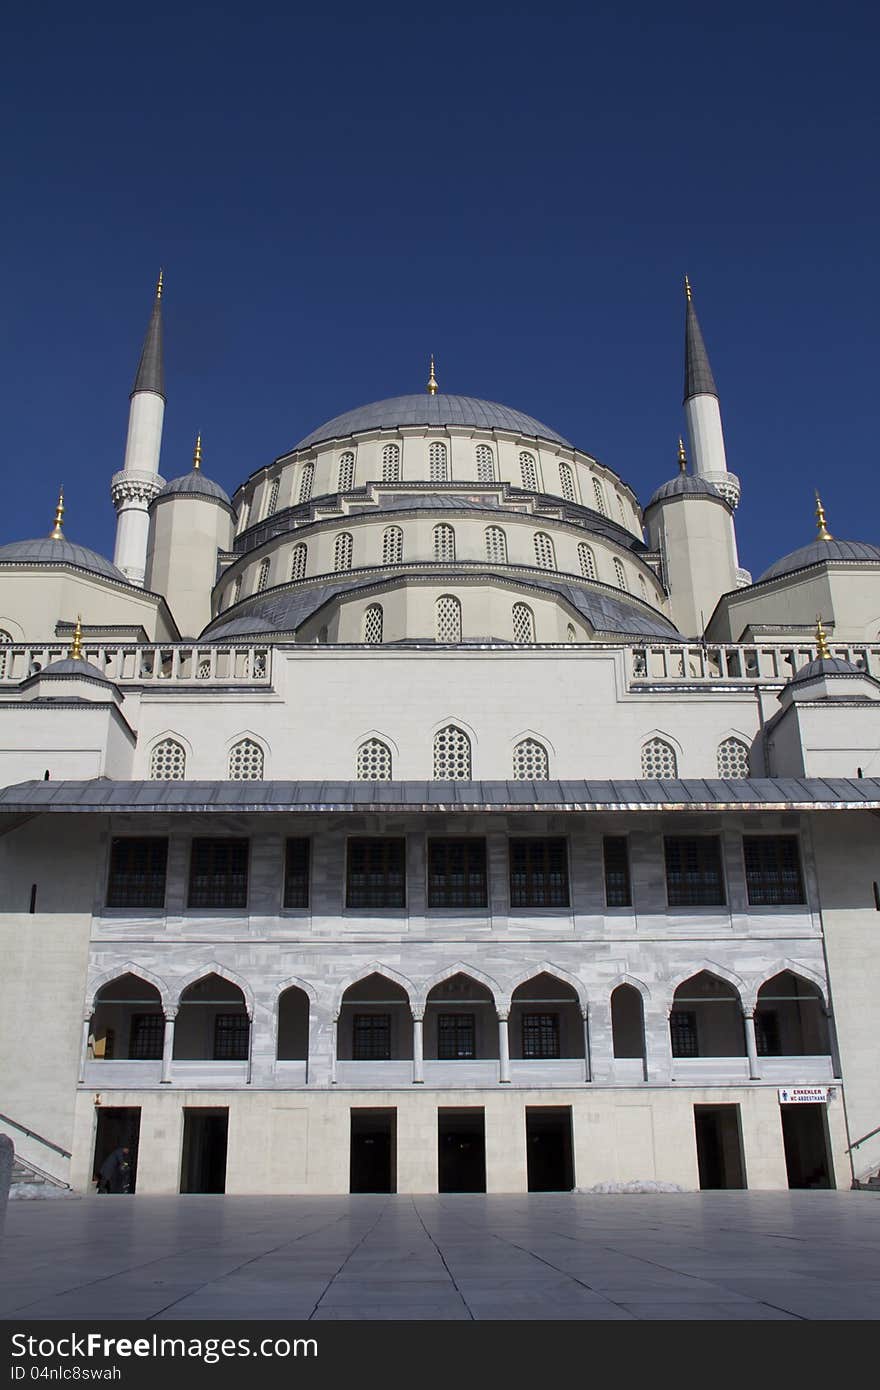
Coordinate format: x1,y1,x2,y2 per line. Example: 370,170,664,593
606,971,652,1005
88,963,171,1014
505,962,587,1013
663,962,746,1015
174,961,255,1016
746,959,828,1013
332,962,417,1018
416,961,502,1013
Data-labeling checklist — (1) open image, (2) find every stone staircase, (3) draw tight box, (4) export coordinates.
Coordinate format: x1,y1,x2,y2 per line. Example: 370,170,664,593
10,1155,71,1195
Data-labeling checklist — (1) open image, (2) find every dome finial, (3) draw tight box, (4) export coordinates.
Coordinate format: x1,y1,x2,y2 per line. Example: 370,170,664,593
193,432,202,470
677,437,688,472
426,354,439,396
815,490,832,541
156,267,163,301
815,615,831,660
70,615,83,661
684,274,692,303
49,486,65,540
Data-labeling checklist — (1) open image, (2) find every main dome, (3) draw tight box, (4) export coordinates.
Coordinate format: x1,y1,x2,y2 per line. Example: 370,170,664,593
293,394,573,451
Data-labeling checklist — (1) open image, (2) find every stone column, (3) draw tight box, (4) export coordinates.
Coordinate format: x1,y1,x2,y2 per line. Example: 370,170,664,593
78,1014,92,1083
412,1010,424,1084
581,1008,592,1083
743,1010,761,1080
246,1011,254,1084
160,1009,177,1083
497,1010,510,1083
330,1013,339,1085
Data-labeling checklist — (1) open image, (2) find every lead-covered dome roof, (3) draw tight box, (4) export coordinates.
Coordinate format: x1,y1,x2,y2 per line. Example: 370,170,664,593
759,538,880,582
0,536,126,582
157,469,231,505
294,394,573,450
646,474,723,508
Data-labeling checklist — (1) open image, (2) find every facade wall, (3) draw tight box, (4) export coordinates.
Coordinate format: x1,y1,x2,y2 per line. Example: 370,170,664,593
0,570,175,643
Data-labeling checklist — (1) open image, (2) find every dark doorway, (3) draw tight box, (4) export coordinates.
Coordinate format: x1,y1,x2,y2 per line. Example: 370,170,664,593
350,1109,397,1193
526,1107,574,1191
93,1107,141,1193
180,1108,229,1193
438,1108,486,1192
781,1105,834,1188
694,1105,746,1189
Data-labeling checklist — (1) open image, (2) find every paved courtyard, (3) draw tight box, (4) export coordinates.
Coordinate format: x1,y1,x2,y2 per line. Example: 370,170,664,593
2,1192,879,1321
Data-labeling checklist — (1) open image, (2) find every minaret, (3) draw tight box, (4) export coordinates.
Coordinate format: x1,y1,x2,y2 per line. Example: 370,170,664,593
683,277,740,510
111,271,167,585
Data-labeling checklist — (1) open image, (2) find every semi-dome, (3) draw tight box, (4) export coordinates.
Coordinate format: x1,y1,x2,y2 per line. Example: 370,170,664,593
0,536,126,582
293,394,573,451
759,538,880,582
645,474,723,508
157,469,231,506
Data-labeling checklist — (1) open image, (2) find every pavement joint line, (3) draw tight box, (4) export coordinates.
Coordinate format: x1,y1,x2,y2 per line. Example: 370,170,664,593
306,1200,396,1321
411,1198,474,1320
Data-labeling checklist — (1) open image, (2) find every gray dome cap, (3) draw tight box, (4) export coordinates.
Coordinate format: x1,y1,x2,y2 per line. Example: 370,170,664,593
646,474,723,508
157,469,231,505
35,656,116,684
0,536,126,582
294,394,572,450
791,655,862,682
760,538,880,582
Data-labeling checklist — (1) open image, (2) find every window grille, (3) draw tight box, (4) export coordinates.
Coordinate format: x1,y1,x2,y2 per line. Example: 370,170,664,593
509,838,569,908
298,463,314,503
0,630,11,678
485,526,507,563
438,1013,475,1059
512,603,535,643
346,838,405,908
187,838,249,909
613,558,628,590
641,737,677,779
363,603,384,644
334,532,353,571
603,836,631,907
717,737,750,779
566,623,576,642
129,1014,164,1060
755,1010,782,1056
522,1013,560,1059
670,1010,698,1057
338,451,355,492
475,444,494,481
433,524,455,561
283,838,310,908
435,594,461,642
638,574,648,599
429,440,448,480
353,1014,391,1060
664,837,725,907
149,738,186,780
578,543,596,579
196,659,211,679
559,463,576,502
232,576,242,604
256,559,270,593
381,443,401,481
290,543,307,580
533,532,555,569
265,477,280,517
519,451,538,490
356,737,392,781
743,836,805,906
228,738,264,780
433,724,471,779
512,737,549,779
382,526,403,564
592,479,607,515
428,839,487,908
107,838,168,909
213,1014,249,1060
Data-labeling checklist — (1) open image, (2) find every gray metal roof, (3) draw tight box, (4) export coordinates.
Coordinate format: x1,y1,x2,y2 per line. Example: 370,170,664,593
2,777,879,814
131,290,164,399
29,657,116,684
759,538,880,582
0,536,126,582
293,395,572,450
156,469,231,506
646,474,723,508
790,656,864,683
684,297,718,402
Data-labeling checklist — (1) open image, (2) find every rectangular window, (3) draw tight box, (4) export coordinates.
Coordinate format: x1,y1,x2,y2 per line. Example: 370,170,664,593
283,838,311,909
743,836,805,906
187,839,249,909
106,838,168,909
352,1014,391,1060
670,1009,698,1057
346,838,406,909
509,838,569,909
128,1014,164,1060
522,1013,560,1059
213,1013,249,1060
665,837,725,907
603,836,631,907
428,839,488,908
438,1013,476,1060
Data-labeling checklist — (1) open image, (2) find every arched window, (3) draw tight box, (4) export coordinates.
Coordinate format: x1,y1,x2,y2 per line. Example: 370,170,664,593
566,623,576,643
613,558,628,590
475,444,494,481
433,524,455,562
520,451,538,490
337,451,355,492
334,532,353,571
436,594,461,642
363,603,383,644
592,478,607,515
429,441,448,481
512,737,549,779
717,737,750,779
434,724,471,779
228,738,264,780
237,500,250,533
149,738,186,780
356,738,392,781
559,463,576,503
641,737,677,779
0,629,13,679
485,526,507,563
638,574,648,599
611,985,646,1061
533,532,555,569
617,495,627,525
265,477,280,517
290,543,307,581
382,526,403,564
256,558,271,592
512,602,535,643
298,463,314,504
381,443,401,481
231,576,242,604
578,543,596,579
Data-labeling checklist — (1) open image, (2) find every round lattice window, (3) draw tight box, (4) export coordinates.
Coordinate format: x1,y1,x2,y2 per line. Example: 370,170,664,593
290,544,307,580
717,738,750,779
641,738,677,779
382,444,401,481
520,451,538,490
613,559,628,591
593,479,607,515
512,738,549,779
435,594,461,642
298,464,314,503
382,527,403,564
533,532,555,569
228,739,264,780
338,451,355,492
334,533,353,571
265,477,280,517
475,444,494,481
433,525,455,562
356,738,392,781
429,441,448,481
149,739,186,780
485,526,507,563
256,559,270,593
433,724,471,779
578,544,596,579
559,464,576,502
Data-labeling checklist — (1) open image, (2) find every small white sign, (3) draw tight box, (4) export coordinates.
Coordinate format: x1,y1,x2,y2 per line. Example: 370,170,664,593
778,1086,829,1105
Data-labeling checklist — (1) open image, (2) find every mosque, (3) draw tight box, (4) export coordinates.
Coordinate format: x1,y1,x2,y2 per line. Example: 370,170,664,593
0,275,878,1196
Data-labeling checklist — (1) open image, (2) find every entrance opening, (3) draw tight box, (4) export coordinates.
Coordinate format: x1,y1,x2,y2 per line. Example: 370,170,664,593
438,1108,486,1192
93,1107,141,1193
781,1105,834,1188
526,1107,574,1191
693,1105,746,1189
180,1108,229,1193
349,1108,397,1193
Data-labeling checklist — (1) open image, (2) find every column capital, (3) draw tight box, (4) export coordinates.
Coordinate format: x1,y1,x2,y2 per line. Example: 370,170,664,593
496,1008,510,1022
742,1006,755,1020
411,1008,425,1022
164,1007,178,1022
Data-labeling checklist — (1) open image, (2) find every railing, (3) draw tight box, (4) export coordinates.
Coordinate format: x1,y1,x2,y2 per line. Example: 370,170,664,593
0,644,271,686
0,1110,71,1159
628,642,880,685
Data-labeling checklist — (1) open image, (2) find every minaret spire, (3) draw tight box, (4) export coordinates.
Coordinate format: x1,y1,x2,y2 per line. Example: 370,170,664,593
683,277,718,403
70,616,83,661
815,491,833,541
815,616,831,660
112,273,168,586
680,277,741,520
193,433,202,470
677,438,687,473
131,271,165,399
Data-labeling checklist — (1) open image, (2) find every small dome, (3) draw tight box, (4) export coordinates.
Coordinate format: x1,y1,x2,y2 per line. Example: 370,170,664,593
760,538,880,582
646,475,723,508
0,536,126,582
791,655,862,683
157,470,231,505
293,393,572,450
35,656,116,684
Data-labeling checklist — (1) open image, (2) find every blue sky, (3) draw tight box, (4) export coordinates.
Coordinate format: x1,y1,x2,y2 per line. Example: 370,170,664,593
3,1,878,579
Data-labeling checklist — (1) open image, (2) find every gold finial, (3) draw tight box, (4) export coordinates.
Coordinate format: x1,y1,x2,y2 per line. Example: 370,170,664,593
156,268,163,300
426,354,439,396
49,486,65,540
815,616,831,660
193,433,202,470
677,437,688,472
684,275,692,303
814,490,832,541
70,615,83,661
